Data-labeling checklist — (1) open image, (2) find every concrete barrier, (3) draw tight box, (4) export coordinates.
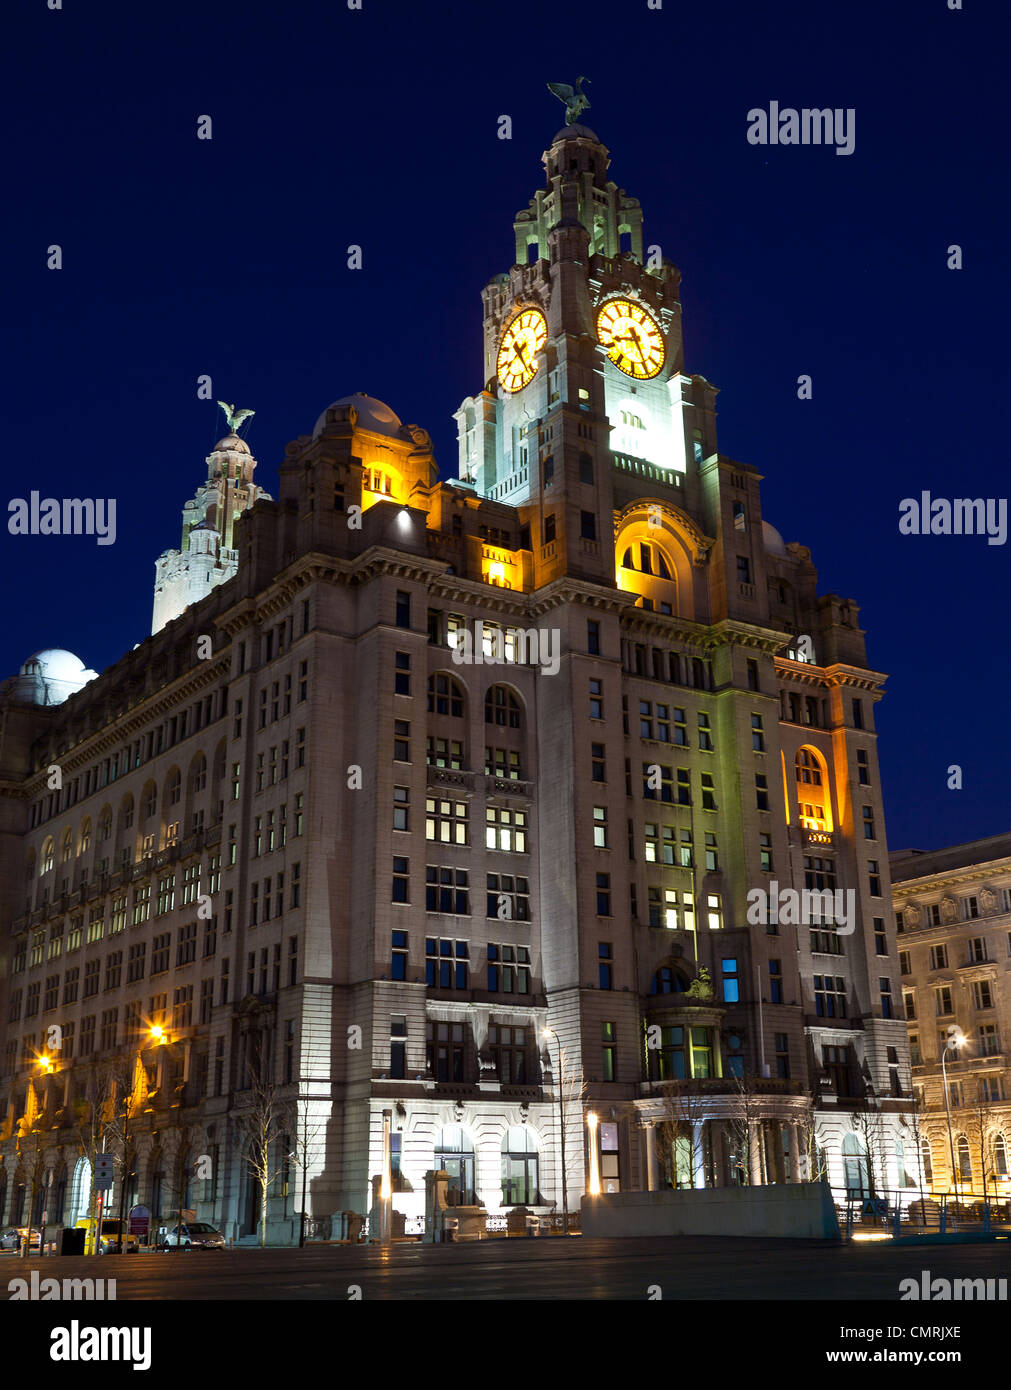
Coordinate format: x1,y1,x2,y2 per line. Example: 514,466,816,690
581,1182,840,1239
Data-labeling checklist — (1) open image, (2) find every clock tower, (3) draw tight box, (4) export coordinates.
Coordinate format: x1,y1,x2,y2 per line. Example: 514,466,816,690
455,122,708,591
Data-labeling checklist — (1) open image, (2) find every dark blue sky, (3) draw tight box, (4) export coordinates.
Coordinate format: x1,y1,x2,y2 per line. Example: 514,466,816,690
4,0,1007,852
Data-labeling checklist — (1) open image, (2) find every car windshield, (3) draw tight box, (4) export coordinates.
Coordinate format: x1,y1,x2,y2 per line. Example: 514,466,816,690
186,1224,217,1234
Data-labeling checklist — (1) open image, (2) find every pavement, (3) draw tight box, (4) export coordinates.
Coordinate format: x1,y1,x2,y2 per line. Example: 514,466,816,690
3,1233,1010,1300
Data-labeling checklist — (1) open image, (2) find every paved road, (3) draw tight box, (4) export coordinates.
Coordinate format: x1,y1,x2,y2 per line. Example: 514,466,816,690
4,1234,1010,1300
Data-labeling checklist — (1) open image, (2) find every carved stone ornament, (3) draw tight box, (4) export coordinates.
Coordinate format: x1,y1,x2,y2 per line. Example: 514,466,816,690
903,903,922,928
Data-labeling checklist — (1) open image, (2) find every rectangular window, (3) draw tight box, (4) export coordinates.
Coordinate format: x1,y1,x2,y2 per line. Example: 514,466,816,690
598,941,613,990
755,774,768,811
425,867,469,915
427,797,468,845
587,620,601,655
596,872,611,916
721,958,739,1003
759,832,773,872
768,959,783,1004
392,857,409,904
589,678,604,720
880,977,894,1018
601,1021,617,1082
394,651,411,695
425,938,469,989
751,713,764,752
486,805,527,853
486,943,531,994
395,590,411,629
814,974,847,1018
857,748,870,784
592,806,608,848
486,873,530,922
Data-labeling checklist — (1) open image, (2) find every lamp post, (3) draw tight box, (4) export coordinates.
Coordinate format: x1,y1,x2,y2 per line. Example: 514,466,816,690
941,1025,966,1209
586,1112,601,1197
542,1028,569,1234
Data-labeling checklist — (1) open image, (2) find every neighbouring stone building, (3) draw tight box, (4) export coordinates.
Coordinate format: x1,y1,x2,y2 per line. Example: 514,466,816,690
0,118,916,1244
891,835,1011,1200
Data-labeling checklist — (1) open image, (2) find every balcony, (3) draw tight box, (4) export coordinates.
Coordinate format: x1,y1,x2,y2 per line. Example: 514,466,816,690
426,766,475,793
484,775,533,799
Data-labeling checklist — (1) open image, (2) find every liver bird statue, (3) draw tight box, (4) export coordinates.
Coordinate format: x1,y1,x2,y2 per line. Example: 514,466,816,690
217,401,255,434
547,76,590,125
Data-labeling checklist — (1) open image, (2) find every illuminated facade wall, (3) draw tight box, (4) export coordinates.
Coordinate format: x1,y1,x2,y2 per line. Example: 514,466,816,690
891,836,1011,1198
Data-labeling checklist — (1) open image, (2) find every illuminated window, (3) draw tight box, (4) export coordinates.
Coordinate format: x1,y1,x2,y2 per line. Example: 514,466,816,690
795,749,829,829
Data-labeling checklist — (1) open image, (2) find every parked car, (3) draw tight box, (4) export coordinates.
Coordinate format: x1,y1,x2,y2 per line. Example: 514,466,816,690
156,1222,225,1250
1,1227,42,1252
75,1217,139,1254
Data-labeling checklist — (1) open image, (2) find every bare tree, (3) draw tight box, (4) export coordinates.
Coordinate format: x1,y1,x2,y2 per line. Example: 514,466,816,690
654,1080,709,1189
726,1073,766,1186
797,1101,830,1184
237,1074,291,1248
964,1081,999,1202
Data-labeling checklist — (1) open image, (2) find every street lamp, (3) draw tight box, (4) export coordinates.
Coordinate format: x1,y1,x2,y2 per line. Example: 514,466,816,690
941,1025,966,1209
586,1112,601,1197
542,1028,569,1234
147,1024,185,1250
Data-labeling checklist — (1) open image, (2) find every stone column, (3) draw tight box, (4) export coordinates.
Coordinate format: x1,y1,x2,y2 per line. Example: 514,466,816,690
644,1123,657,1192
692,1122,707,1189
748,1121,764,1185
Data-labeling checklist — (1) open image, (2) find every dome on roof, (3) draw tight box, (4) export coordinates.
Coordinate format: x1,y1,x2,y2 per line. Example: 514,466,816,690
21,649,89,682
9,649,98,706
211,433,250,454
313,393,404,439
762,520,787,556
552,123,600,142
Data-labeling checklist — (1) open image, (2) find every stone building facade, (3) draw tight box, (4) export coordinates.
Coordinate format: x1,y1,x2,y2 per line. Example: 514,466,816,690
891,835,1011,1200
0,120,915,1244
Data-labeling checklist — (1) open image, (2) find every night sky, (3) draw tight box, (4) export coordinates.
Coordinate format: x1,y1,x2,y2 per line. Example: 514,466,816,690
4,0,1007,854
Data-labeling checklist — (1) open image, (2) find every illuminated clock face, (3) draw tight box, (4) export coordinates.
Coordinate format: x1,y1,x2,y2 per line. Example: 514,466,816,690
597,298,665,379
497,308,548,393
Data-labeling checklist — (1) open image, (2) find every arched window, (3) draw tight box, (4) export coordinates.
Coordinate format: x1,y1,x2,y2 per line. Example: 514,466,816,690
895,1139,916,1188
957,1135,972,1183
795,748,830,831
842,1133,869,1197
650,965,689,995
51,1162,68,1224
60,828,73,864
501,1127,540,1206
434,1125,475,1205
41,838,55,874
621,540,672,580
79,818,92,855
485,686,521,729
994,1133,1008,1178
150,1151,165,1221
920,1136,934,1186
69,1156,91,1226
428,674,464,718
